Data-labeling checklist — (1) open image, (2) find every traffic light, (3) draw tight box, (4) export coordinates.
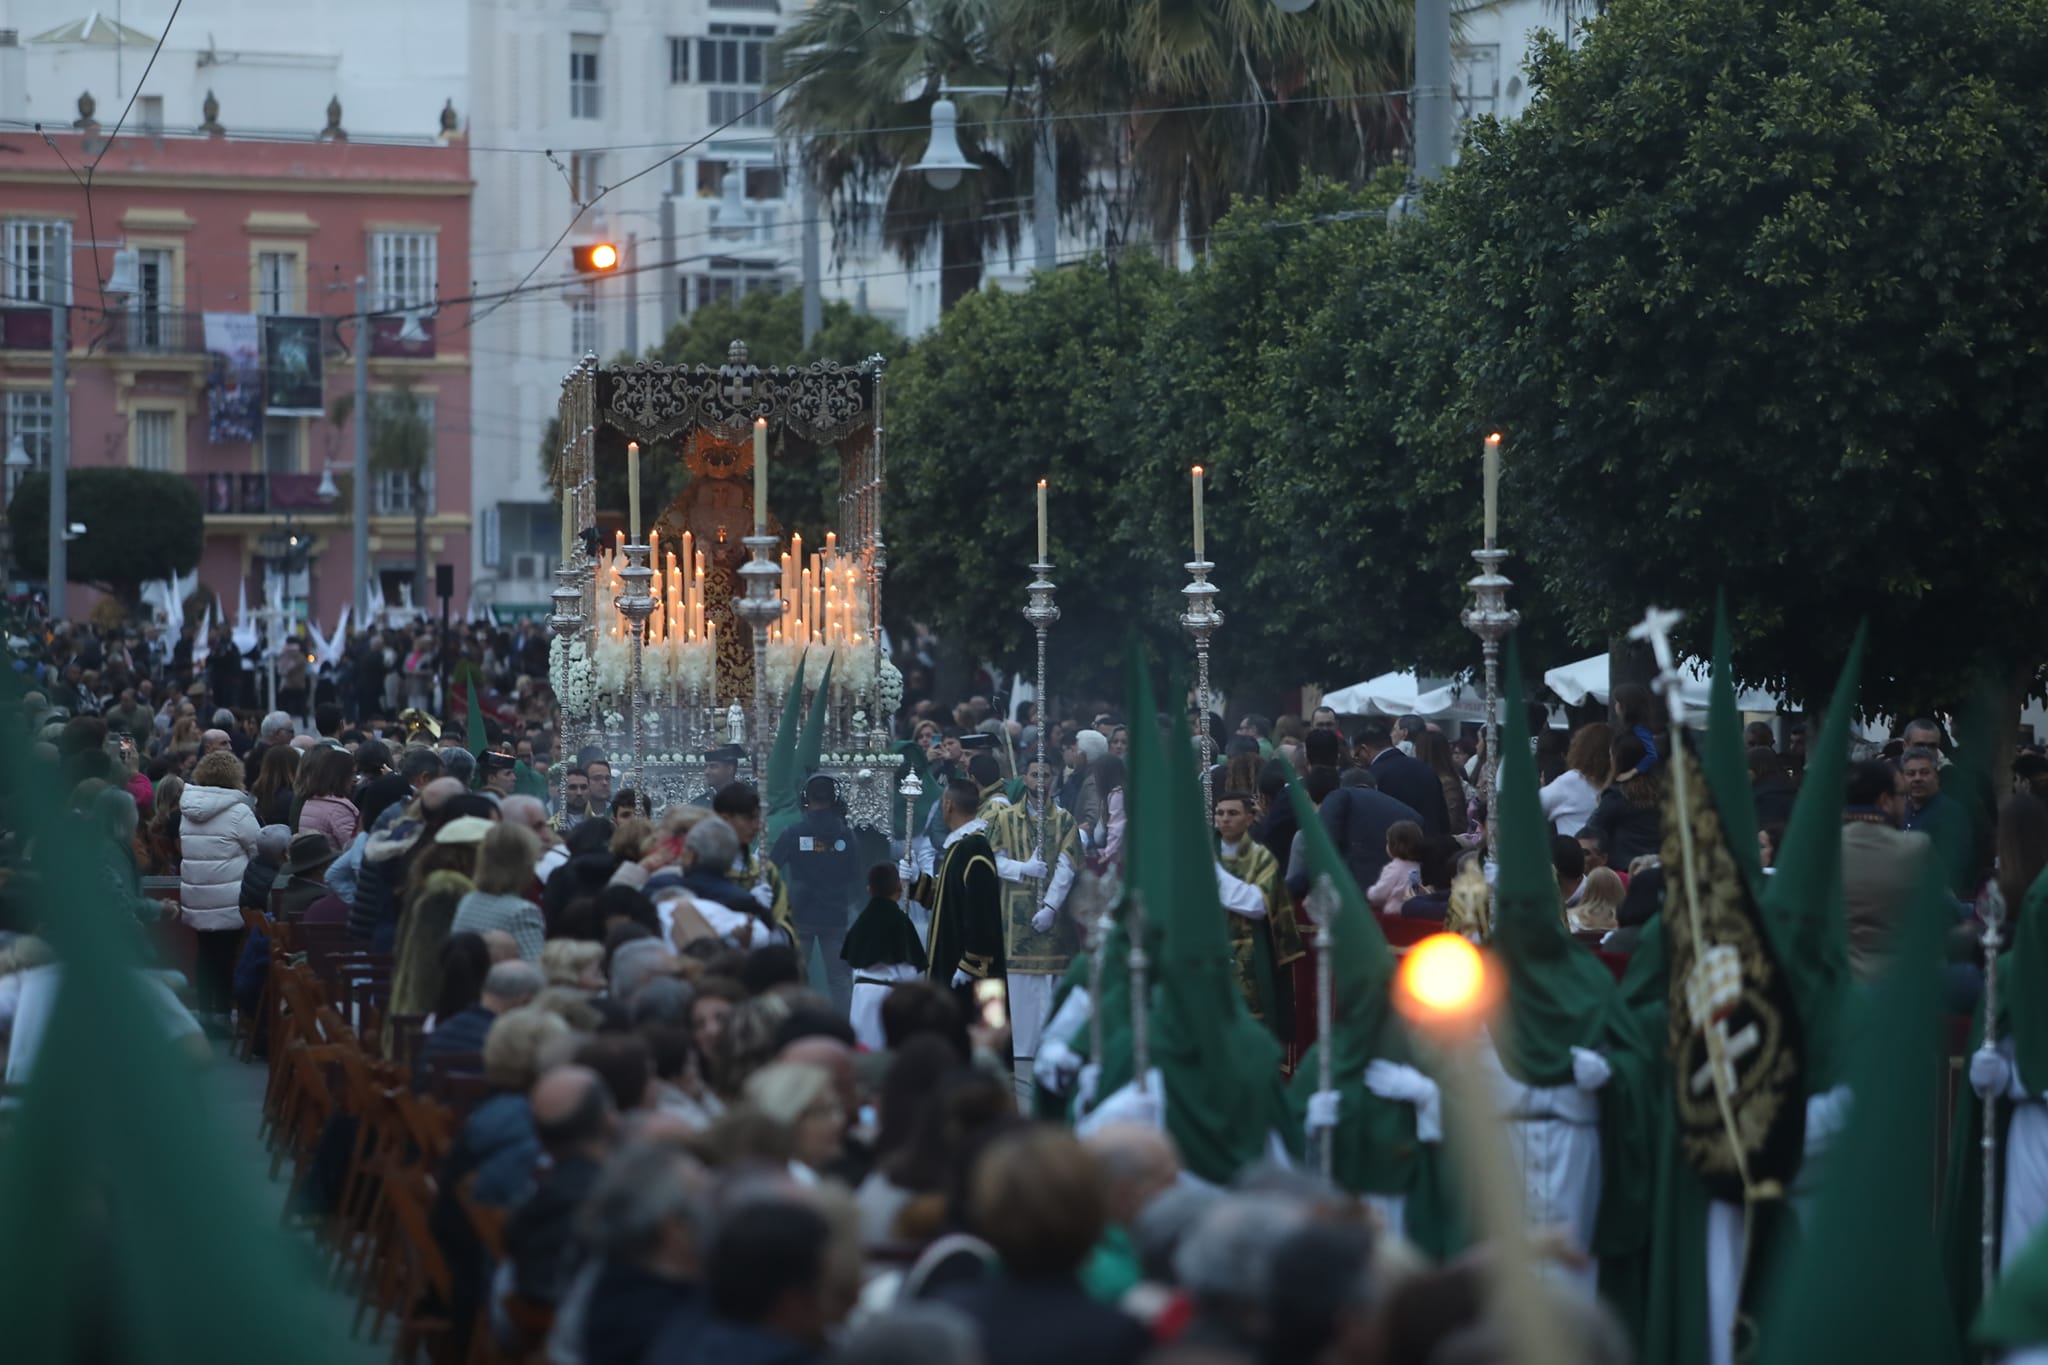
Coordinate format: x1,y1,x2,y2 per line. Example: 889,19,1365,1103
572,242,620,273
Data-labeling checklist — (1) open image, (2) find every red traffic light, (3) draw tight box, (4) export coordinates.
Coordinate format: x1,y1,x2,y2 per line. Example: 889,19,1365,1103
572,242,620,273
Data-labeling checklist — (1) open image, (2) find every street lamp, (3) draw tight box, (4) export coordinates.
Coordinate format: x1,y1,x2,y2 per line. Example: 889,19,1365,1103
4,432,30,499
316,463,340,502
910,87,976,190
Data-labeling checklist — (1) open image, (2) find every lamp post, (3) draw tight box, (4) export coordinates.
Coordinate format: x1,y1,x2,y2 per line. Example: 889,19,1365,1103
259,514,319,718
911,78,1058,274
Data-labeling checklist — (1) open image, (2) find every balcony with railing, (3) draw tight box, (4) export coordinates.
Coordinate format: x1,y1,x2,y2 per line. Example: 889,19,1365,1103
189,472,335,517
99,309,208,356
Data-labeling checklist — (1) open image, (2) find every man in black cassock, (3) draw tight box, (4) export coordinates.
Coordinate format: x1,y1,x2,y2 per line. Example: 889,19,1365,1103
906,777,1007,1033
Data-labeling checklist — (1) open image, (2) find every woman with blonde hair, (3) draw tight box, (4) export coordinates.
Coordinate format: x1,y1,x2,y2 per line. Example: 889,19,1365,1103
141,773,186,875
391,818,492,1020
541,937,606,990
1572,866,1627,934
742,1060,848,1182
1542,722,1614,837
180,749,261,1025
450,821,545,960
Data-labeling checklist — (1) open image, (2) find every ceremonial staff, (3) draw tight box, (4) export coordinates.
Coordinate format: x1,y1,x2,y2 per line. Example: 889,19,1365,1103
1184,467,1222,809
734,419,783,785
1462,434,1516,855
1309,875,1339,1180
1025,481,1059,930
618,439,655,793
1982,880,2009,1297
898,766,924,916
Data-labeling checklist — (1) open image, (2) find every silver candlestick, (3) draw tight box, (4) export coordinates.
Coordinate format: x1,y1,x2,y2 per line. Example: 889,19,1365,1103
733,531,784,786
1024,558,1060,909
898,766,925,910
1461,547,1519,855
548,557,587,822
1182,560,1224,809
616,544,657,795
1982,881,2010,1297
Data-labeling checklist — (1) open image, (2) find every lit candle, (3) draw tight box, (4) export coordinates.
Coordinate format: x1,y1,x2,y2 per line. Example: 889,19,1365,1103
1037,478,1048,563
1191,465,1205,562
627,442,641,541
1483,432,1502,547
754,418,768,533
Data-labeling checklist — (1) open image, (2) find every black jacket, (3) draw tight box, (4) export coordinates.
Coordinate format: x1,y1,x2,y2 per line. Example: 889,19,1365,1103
583,1266,700,1365
1367,748,1451,836
769,809,864,928
1316,785,1422,898
1584,774,1666,868
939,1276,1151,1365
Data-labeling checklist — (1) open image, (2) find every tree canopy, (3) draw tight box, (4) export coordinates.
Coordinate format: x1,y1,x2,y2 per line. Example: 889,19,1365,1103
9,469,203,603
1429,0,2048,713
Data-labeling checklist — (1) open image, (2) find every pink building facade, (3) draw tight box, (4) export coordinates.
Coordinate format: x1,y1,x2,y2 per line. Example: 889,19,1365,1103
0,126,473,626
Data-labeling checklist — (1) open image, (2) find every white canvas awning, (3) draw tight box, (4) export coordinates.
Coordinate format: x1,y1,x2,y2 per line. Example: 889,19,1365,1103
1320,670,1486,722
1542,654,1781,716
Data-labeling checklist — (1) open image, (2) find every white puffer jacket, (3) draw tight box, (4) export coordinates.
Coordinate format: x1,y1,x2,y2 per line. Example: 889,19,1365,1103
179,783,260,930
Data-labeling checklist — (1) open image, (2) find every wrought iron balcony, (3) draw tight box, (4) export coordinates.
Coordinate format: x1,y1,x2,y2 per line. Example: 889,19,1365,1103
190,472,335,516
99,309,207,356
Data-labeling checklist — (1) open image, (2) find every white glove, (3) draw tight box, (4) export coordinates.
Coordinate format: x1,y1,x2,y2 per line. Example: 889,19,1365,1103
1077,1072,1166,1136
1364,1060,1443,1143
1031,903,1056,934
1077,1063,1102,1115
1306,1089,1341,1133
750,881,775,911
951,967,971,989
1571,1046,1612,1092
1035,1038,1082,1093
1972,1046,2013,1101
995,854,1050,883
897,856,918,887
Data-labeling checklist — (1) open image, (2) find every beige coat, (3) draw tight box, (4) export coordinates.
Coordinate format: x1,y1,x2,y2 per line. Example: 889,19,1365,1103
1840,820,1932,978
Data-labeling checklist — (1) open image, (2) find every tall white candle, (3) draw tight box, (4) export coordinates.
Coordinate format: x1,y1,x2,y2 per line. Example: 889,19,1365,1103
754,418,768,533
1037,479,1048,563
1191,465,1205,562
627,442,641,542
1483,432,1502,547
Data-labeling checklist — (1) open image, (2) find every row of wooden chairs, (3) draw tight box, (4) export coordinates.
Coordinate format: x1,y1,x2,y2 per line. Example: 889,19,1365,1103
249,913,548,1365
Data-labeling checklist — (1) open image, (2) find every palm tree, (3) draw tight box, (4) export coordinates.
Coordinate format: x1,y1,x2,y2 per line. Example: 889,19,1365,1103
1044,0,1412,251
772,0,1095,311
772,0,1413,309
366,382,432,602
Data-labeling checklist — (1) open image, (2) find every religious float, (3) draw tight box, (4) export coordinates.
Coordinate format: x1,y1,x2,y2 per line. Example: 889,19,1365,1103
545,342,902,830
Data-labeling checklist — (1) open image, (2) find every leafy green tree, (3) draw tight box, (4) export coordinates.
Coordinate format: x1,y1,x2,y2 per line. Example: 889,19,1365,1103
1117,178,1570,700
1429,0,2048,715
8,468,203,606
885,255,1186,698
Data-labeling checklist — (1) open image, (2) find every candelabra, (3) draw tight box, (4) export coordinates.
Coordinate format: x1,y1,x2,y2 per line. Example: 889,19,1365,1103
1024,558,1060,899
733,532,784,785
1461,547,1518,855
616,544,657,794
1982,880,2010,1296
1181,560,1224,809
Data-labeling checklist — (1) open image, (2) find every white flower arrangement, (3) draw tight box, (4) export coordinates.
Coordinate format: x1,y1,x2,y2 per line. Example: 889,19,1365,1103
672,637,718,697
590,634,631,699
877,657,904,719
550,635,596,719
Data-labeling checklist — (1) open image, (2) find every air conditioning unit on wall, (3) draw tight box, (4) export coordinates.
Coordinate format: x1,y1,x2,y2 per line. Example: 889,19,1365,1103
510,553,551,581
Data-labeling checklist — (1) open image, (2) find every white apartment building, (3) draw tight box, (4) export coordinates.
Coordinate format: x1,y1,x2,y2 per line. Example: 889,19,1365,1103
463,0,935,615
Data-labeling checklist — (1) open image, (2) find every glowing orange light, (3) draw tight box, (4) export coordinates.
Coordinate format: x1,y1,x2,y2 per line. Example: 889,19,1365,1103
588,242,619,270
1485,432,1502,446
1395,933,1492,1028
1191,464,1204,477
